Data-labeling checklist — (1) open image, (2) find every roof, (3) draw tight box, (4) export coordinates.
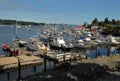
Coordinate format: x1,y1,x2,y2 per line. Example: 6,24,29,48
76,26,86,28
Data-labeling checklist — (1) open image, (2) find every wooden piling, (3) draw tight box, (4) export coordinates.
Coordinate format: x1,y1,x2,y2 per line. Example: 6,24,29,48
98,51,100,57
95,46,98,58
86,54,88,59
43,57,47,72
33,66,36,73
64,46,66,53
107,46,110,56
18,58,21,80
7,71,10,81
63,55,65,62
53,62,56,68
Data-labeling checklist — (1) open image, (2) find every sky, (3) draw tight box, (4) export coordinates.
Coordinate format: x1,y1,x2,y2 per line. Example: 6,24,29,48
0,0,120,25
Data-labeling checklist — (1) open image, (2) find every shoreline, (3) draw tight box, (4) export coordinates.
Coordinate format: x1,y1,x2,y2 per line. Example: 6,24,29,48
22,55,120,81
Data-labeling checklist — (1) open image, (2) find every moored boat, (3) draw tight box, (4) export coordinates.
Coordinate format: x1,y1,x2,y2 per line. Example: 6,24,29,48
73,37,87,49
18,40,27,47
2,43,10,51
103,35,120,45
49,36,73,52
25,36,49,52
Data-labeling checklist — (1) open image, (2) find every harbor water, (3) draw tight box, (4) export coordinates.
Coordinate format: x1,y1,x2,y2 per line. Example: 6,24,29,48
0,25,119,81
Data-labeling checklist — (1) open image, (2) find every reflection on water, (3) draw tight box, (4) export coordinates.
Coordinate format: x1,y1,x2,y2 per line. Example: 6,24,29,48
0,62,54,81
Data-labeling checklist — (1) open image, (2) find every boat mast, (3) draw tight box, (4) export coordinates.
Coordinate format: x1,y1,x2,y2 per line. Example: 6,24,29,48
15,11,18,39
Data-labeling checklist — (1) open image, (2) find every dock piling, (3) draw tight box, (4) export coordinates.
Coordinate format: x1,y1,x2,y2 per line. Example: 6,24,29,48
43,56,47,72
33,66,36,73
86,54,88,59
18,58,21,80
7,71,10,81
53,62,56,68
107,46,110,56
63,55,65,62
95,46,98,58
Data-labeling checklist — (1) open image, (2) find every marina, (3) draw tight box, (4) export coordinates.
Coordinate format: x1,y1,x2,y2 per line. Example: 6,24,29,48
0,0,120,81
0,25,120,81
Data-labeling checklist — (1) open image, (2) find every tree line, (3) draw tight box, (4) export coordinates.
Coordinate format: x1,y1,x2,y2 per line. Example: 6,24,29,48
91,17,120,36
0,19,45,26
91,17,120,27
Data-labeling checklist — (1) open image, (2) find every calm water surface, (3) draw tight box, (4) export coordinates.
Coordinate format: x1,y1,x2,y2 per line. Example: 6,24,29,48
0,25,119,81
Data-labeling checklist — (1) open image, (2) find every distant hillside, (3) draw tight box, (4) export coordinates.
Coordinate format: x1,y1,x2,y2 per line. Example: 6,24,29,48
0,19,45,26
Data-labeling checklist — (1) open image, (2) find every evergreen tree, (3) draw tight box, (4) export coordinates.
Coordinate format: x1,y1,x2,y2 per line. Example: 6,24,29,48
104,17,110,24
111,19,116,25
91,18,99,26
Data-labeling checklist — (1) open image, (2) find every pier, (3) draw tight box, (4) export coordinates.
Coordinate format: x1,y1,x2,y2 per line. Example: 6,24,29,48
0,44,120,81
0,48,86,72
35,51,86,63
0,44,118,72
0,54,42,72
0,48,87,80
0,54,43,81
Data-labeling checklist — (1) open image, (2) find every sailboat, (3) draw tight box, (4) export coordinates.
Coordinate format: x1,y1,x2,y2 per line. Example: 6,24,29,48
12,12,26,47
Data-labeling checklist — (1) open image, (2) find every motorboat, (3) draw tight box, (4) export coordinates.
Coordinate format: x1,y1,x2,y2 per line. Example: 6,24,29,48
73,39,87,49
103,36,120,45
25,36,49,52
49,36,73,52
25,36,40,51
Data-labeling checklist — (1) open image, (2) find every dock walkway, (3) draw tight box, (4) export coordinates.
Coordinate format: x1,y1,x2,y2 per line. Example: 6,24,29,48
0,54,42,72
35,51,86,63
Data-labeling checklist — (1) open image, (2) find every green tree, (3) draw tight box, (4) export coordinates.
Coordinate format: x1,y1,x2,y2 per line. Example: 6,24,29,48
111,19,116,25
83,22,88,26
91,18,99,26
104,17,110,24
116,20,120,26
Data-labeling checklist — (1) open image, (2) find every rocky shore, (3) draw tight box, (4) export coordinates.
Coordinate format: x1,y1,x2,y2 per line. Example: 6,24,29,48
23,55,120,81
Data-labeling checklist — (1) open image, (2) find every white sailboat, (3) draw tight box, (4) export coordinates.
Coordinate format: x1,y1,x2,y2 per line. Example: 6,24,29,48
12,12,26,47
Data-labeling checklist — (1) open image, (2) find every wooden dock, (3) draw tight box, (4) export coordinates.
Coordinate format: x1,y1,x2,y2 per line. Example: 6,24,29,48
0,48,87,80
0,47,86,72
0,54,42,72
35,51,86,63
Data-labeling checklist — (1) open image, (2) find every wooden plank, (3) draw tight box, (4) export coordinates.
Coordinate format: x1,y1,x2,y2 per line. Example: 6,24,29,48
0,55,42,71
39,54,58,63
